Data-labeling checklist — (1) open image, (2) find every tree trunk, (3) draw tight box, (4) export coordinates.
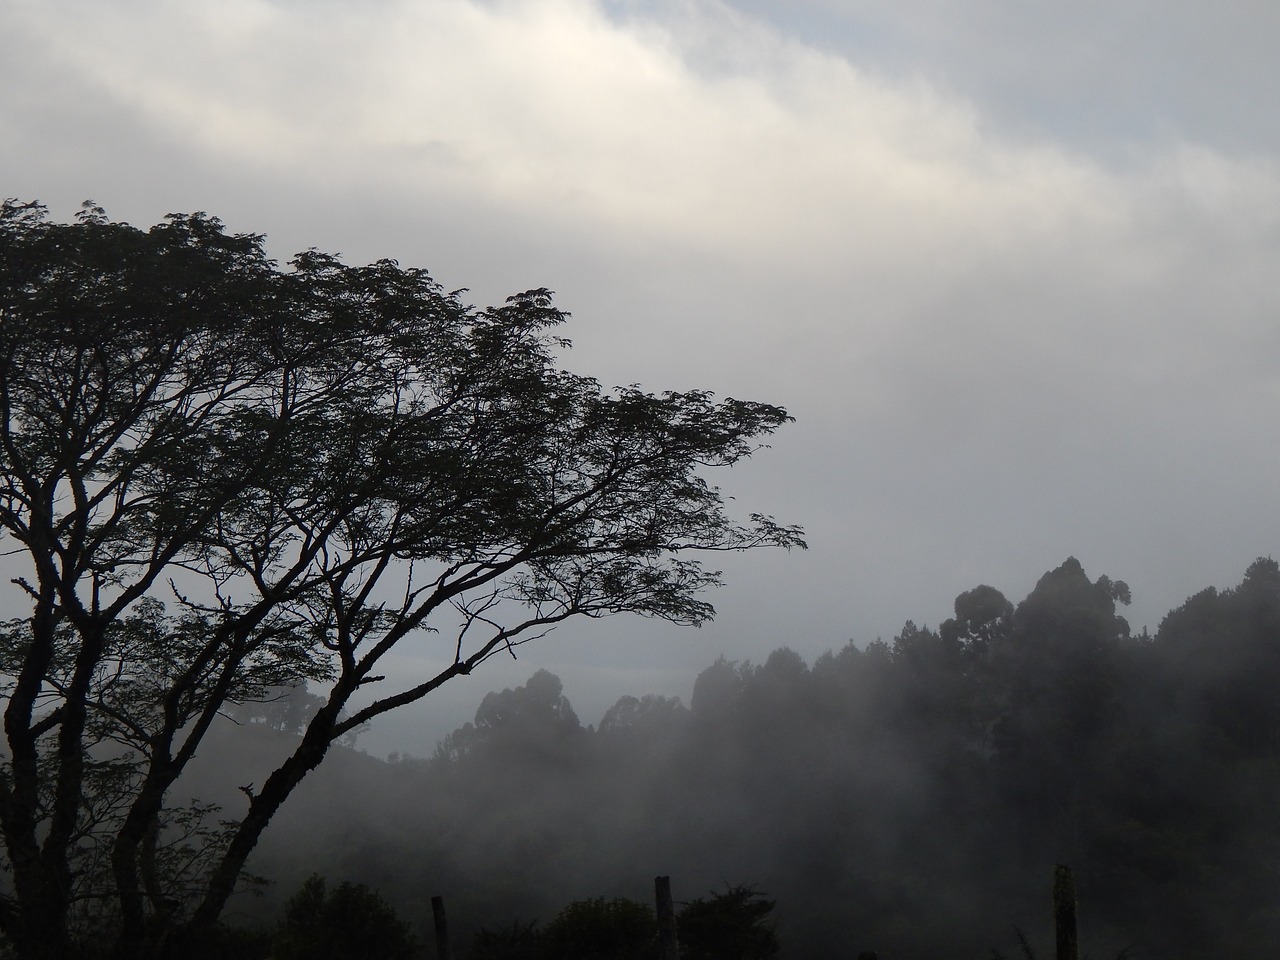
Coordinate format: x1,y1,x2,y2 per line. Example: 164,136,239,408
1053,864,1078,960
431,895,452,960
655,875,678,960
181,710,340,938
5,876,73,960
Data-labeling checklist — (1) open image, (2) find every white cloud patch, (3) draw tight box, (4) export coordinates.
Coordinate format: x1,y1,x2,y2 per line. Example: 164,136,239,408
7,0,1129,260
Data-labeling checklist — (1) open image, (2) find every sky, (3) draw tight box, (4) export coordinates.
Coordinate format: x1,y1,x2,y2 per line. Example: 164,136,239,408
4,0,1280,755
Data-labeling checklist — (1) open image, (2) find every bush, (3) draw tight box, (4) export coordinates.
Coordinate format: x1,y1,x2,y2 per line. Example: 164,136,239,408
273,875,417,960
465,884,782,960
468,920,543,960
677,885,778,960
540,897,657,960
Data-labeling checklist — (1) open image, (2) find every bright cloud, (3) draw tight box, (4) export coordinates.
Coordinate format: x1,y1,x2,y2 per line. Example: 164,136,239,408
5,0,1132,258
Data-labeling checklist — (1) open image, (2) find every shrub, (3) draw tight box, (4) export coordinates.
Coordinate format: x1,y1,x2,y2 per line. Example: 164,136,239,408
273,875,417,960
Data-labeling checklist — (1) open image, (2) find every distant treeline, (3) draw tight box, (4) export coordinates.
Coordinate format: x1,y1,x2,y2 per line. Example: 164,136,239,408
215,556,1280,960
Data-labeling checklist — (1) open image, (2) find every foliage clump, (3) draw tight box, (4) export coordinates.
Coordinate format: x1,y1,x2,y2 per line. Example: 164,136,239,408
273,875,417,960
466,887,777,960
677,885,777,960
540,897,657,960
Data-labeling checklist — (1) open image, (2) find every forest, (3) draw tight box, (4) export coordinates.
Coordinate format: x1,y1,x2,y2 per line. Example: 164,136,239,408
189,555,1280,960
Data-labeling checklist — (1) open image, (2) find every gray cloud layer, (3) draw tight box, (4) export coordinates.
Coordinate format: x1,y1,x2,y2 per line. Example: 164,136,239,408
4,0,1278,748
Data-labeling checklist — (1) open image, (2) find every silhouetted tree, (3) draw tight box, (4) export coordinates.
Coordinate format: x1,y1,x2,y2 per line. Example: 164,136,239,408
940,584,1013,653
1158,557,1280,757
0,200,802,960
540,897,657,960
598,695,689,742
462,887,779,960
228,682,327,736
677,885,778,960
434,670,584,768
469,920,543,960
273,875,416,960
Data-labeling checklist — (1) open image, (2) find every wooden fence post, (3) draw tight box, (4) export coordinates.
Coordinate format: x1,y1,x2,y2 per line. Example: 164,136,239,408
1053,864,1078,960
431,894,453,960
655,875,678,960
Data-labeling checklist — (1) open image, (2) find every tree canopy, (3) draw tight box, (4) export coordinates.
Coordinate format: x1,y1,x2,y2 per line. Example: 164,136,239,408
0,200,802,960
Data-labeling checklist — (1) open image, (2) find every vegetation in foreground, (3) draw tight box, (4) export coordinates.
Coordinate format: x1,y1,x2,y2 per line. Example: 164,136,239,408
0,200,799,960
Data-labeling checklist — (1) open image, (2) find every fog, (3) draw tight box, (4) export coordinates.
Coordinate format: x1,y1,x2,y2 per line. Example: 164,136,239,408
6,1,1280,731
171,555,1280,958
5,1,1280,956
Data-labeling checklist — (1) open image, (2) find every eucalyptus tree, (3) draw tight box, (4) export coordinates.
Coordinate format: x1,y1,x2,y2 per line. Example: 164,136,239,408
0,200,803,959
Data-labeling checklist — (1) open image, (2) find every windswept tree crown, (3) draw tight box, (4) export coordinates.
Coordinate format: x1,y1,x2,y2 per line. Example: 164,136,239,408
0,199,802,960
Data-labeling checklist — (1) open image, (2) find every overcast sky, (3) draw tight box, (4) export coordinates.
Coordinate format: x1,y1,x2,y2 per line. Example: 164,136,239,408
5,0,1279,754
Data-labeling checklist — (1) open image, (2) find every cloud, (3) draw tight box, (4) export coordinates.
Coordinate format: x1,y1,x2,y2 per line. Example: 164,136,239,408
13,0,1273,309
5,0,1124,257
5,0,1280,739
722,0,1280,153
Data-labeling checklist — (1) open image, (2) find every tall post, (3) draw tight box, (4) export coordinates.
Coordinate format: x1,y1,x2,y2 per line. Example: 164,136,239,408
1053,864,1078,960
431,894,453,960
655,875,678,960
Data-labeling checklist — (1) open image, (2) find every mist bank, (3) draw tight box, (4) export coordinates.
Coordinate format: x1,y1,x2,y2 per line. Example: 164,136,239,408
185,556,1280,959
